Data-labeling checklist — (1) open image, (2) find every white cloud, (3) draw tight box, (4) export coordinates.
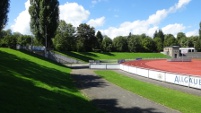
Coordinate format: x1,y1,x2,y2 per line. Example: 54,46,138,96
87,16,105,27
10,0,192,39
186,30,198,37
91,0,108,5
101,0,191,39
59,2,90,27
92,0,102,5
10,1,90,35
176,0,191,9
162,24,185,36
147,9,167,25
11,0,31,35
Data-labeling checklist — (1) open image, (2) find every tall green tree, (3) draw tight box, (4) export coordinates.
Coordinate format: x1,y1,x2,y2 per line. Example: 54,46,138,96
102,36,113,52
141,37,155,52
177,32,186,41
176,32,186,47
0,0,10,31
53,20,76,51
187,36,197,47
194,36,201,51
127,35,141,52
196,21,201,51
96,31,103,50
17,35,33,46
153,37,163,52
76,23,97,52
199,21,201,39
154,30,165,48
164,34,177,47
0,29,16,48
153,30,158,39
0,29,12,47
158,29,165,44
29,0,59,50
128,32,132,39
113,36,128,52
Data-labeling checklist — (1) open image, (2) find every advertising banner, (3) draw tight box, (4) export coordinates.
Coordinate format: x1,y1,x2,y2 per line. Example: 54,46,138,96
149,70,166,81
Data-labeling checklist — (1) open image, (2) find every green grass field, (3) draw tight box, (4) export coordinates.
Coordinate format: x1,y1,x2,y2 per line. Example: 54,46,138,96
95,70,201,113
0,48,103,113
56,51,169,62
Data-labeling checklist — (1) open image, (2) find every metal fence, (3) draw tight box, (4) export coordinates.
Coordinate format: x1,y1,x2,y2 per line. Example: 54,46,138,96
48,51,83,64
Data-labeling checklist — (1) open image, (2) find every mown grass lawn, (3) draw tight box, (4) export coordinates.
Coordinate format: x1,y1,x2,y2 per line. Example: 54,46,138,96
56,51,169,62
0,48,103,113
95,70,201,113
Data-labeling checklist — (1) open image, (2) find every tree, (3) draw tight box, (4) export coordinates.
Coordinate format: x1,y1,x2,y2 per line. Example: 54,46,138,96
194,36,201,51
176,32,186,46
128,32,132,39
76,23,97,52
127,35,141,52
153,30,158,39
53,20,76,51
0,29,12,38
158,29,164,44
153,37,163,52
17,35,33,46
197,21,201,51
141,37,155,52
102,36,113,52
179,37,188,47
0,0,10,31
113,36,128,52
199,21,201,39
96,31,103,51
0,29,12,46
164,34,177,47
187,36,197,47
29,0,59,50
1,35,16,48
177,32,186,40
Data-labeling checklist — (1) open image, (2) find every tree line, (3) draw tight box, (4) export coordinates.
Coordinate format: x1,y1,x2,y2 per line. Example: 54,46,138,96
1,0,201,52
1,21,201,52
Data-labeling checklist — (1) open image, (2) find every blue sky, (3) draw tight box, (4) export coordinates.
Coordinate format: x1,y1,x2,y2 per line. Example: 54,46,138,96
6,0,201,39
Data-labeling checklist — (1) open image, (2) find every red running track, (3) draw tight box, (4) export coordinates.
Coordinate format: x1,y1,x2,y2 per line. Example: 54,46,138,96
123,59,201,76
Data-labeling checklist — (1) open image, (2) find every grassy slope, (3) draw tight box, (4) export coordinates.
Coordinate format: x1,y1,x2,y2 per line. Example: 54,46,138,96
56,51,168,62
0,48,103,113
95,70,201,113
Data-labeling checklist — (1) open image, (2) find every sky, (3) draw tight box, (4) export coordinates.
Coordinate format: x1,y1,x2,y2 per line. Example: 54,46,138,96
5,0,201,39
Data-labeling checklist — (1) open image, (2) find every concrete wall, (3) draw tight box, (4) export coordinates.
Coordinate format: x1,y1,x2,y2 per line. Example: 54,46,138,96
89,64,120,69
186,52,201,58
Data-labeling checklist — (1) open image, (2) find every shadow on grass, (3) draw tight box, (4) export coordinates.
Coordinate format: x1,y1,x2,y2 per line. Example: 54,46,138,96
20,50,66,67
79,52,98,57
99,52,115,56
61,51,95,62
0,50,103,113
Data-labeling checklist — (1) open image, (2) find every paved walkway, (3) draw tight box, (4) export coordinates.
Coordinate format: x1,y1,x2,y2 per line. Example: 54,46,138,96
71,68,180,113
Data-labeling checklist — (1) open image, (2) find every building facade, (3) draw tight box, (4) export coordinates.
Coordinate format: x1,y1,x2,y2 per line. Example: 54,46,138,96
163,46,180,58
163,46,196,58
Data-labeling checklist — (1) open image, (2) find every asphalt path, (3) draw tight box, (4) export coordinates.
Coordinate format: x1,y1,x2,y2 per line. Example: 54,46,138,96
71,68,181,113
